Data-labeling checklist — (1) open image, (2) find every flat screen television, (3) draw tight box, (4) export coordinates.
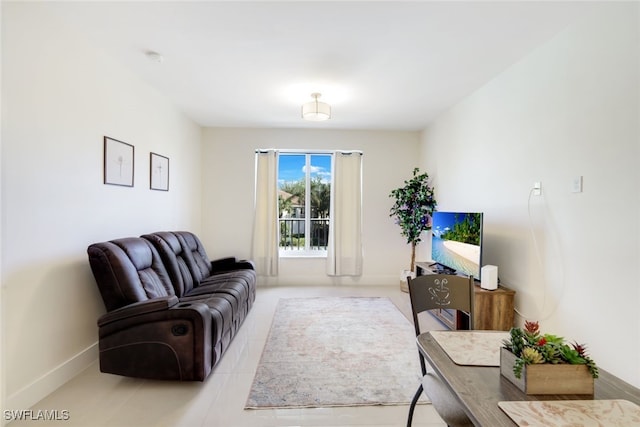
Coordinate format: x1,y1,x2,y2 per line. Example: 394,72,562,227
430,211,483,280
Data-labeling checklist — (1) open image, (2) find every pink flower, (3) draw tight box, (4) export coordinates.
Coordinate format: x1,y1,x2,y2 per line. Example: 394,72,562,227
524,320,540,334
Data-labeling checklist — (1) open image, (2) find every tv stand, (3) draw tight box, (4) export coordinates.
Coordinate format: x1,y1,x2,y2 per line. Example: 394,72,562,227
415,261,515,331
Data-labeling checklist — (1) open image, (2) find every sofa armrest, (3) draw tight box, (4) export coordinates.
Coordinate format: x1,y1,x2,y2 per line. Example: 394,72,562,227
236,259,256,270
98,296,179,327
97,299,213,381
210,257,237,271
210,257,255,272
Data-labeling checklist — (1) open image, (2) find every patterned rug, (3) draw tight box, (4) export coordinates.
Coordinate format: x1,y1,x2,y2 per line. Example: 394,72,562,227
245,296,428,409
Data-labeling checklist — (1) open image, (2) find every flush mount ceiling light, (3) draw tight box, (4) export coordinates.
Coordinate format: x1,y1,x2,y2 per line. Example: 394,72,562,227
301,93,331,121
145,50,164,63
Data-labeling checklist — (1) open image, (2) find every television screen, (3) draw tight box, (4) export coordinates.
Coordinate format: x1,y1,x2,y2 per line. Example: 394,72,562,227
430,212,483,280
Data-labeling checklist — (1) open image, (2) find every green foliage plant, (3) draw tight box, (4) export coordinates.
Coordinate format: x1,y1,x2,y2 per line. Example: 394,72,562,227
279,176,331,219
389,168,437,272
502,320,599,379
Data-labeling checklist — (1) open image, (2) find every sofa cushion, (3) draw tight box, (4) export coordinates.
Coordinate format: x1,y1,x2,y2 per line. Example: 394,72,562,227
142,232,197,297
184,279,245,325
111,237,176,298
178,295,234,345
88,238,175,311
142,231,252,333
173,231,214,284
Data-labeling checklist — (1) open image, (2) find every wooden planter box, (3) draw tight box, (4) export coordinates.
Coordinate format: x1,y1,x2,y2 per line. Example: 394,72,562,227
500,347,594,395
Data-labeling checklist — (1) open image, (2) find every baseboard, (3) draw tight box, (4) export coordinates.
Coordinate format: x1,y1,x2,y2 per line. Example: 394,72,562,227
258,274,399,287
5,342,98,412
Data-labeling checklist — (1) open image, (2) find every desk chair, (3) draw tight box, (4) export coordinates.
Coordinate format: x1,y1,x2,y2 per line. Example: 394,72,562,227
407,274,475,427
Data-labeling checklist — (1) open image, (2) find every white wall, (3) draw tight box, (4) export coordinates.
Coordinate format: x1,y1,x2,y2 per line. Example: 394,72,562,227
420,3,639,387
202,128,421,286
1,3,203,411
0,0,4,418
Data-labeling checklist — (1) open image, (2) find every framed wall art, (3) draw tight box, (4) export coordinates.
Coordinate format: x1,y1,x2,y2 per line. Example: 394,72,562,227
150,152,169,191
103,136,134,187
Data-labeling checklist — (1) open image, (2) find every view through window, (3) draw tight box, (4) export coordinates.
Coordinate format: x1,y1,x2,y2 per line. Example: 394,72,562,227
278,153,332,255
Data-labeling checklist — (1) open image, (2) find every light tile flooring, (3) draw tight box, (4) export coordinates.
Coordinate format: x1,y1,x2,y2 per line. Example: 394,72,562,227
12,286,449,427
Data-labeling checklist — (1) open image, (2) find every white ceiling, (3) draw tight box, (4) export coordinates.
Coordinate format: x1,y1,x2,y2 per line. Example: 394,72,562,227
41,1,597,130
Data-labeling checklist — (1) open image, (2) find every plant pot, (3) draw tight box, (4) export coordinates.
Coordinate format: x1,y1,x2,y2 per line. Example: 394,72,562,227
399,270,415,293
500,347,594,395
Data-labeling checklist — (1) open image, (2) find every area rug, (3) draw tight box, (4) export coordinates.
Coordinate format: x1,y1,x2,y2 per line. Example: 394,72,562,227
245,297,427,409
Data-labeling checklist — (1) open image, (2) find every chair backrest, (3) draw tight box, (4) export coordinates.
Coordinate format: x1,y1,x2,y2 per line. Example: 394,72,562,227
408,274,475,336
407,273,475,375
87,237,176,311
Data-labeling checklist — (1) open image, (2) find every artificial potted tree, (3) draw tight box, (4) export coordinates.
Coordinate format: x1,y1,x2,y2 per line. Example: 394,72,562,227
389,168,437,292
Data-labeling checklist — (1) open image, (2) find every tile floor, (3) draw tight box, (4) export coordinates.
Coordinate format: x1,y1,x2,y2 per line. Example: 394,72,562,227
11,285,448,427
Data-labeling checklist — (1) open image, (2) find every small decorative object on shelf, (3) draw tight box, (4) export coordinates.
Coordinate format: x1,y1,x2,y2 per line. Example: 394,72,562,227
500,321,598,395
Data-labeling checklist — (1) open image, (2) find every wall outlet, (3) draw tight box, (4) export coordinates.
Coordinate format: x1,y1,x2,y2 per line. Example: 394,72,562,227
533,181,542,196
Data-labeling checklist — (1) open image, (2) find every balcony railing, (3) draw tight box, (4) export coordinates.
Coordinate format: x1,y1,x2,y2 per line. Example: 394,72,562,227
279,218,330,250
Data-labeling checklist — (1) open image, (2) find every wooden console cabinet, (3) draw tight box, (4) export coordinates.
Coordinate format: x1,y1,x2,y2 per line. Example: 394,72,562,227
415,262,515,331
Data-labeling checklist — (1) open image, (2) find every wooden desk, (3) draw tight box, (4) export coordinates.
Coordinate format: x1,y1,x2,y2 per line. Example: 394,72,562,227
415,262,515,331
417,331,640,426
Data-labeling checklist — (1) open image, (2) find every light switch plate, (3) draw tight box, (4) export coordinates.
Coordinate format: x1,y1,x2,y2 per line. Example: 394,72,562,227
571,176,583,193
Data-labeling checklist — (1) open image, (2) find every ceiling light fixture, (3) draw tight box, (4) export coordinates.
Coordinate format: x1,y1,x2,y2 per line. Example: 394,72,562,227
301,93,331,121
145,50,164,63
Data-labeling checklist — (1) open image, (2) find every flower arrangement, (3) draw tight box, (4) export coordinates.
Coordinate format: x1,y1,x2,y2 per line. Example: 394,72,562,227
389,167,437,272
502,321,599,379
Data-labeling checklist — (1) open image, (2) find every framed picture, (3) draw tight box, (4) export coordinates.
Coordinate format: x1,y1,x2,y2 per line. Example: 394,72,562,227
104,136,134,187
150,152,169,191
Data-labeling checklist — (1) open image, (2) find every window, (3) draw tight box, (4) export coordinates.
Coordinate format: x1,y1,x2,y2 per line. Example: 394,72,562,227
278,153,332,256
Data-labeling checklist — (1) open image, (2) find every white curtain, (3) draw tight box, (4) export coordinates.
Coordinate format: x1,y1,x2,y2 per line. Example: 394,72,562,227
327,152,363,276
252,150,279,276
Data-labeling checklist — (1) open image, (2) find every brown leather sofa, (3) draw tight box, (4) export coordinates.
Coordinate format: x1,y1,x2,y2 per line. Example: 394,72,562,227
87,231,256,381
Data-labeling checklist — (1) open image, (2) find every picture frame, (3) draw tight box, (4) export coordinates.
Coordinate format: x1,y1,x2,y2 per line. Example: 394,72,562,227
103,136,134,187
150,152,169,191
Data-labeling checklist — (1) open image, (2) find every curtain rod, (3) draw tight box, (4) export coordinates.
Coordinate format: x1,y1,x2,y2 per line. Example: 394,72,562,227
255,149,363,155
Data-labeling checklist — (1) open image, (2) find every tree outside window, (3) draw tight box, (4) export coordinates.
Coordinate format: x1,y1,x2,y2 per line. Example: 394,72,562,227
278,153,331,254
